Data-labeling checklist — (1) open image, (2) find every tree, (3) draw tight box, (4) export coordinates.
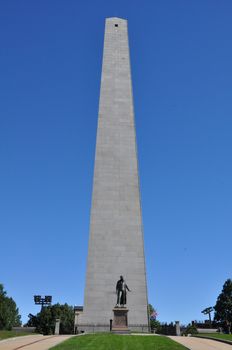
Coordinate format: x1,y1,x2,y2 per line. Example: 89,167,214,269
148,304,160,333
184,323,198,335
0,284,21,330
27,303,74,335
214,279,232,334
51,304,74,334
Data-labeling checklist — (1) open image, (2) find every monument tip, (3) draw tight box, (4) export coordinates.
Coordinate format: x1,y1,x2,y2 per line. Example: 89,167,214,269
106,17,127,22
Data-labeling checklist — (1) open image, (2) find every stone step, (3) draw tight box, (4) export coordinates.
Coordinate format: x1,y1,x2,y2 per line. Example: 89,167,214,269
111,330,131,334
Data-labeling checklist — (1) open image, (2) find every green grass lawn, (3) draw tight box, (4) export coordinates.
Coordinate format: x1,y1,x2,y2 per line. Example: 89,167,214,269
50,333,188,350
0,330,32,340
196,333,232,341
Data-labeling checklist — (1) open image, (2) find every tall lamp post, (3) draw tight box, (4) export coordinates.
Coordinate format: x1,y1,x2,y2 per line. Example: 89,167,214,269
34,295,52,311
201,307,214,327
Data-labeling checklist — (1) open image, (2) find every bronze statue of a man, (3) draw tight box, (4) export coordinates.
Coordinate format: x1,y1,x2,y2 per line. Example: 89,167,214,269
116,275,131,307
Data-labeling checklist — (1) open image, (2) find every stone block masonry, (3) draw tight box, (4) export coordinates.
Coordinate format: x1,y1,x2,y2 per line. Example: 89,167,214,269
80,17,149,332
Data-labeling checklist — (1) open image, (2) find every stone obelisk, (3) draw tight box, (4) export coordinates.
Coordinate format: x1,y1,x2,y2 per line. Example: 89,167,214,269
80,17,149,332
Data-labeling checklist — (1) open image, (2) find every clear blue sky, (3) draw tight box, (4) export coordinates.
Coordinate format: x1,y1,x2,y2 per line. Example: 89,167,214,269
0,0,232,325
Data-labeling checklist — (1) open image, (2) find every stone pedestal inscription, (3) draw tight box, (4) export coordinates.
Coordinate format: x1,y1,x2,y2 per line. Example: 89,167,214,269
112,308,129,331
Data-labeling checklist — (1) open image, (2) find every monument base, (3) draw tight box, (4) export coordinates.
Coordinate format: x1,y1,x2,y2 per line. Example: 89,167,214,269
78,323,149,333
112,307,129,332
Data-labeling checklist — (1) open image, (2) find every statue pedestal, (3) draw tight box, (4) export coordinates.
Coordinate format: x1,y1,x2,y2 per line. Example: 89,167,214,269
112,307,129,332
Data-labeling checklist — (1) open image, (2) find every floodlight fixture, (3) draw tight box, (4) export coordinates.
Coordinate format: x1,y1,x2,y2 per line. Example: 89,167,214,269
45,295,52,303
33,295,52,310
201,306,214,326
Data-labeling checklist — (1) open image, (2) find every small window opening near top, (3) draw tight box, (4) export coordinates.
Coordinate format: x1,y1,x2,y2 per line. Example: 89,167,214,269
115,24,118,27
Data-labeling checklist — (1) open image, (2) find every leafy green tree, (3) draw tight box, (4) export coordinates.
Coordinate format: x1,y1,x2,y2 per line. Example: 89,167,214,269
148,304,160,333
0,284,21,330
27,303,74,335
36,307,53,335
184,323,198,335
148,304,155,314
51,304,74,334
214,279,232,334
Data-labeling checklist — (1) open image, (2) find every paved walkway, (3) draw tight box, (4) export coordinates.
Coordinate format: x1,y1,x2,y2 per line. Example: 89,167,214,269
169,336,232,350
0,334,73,350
